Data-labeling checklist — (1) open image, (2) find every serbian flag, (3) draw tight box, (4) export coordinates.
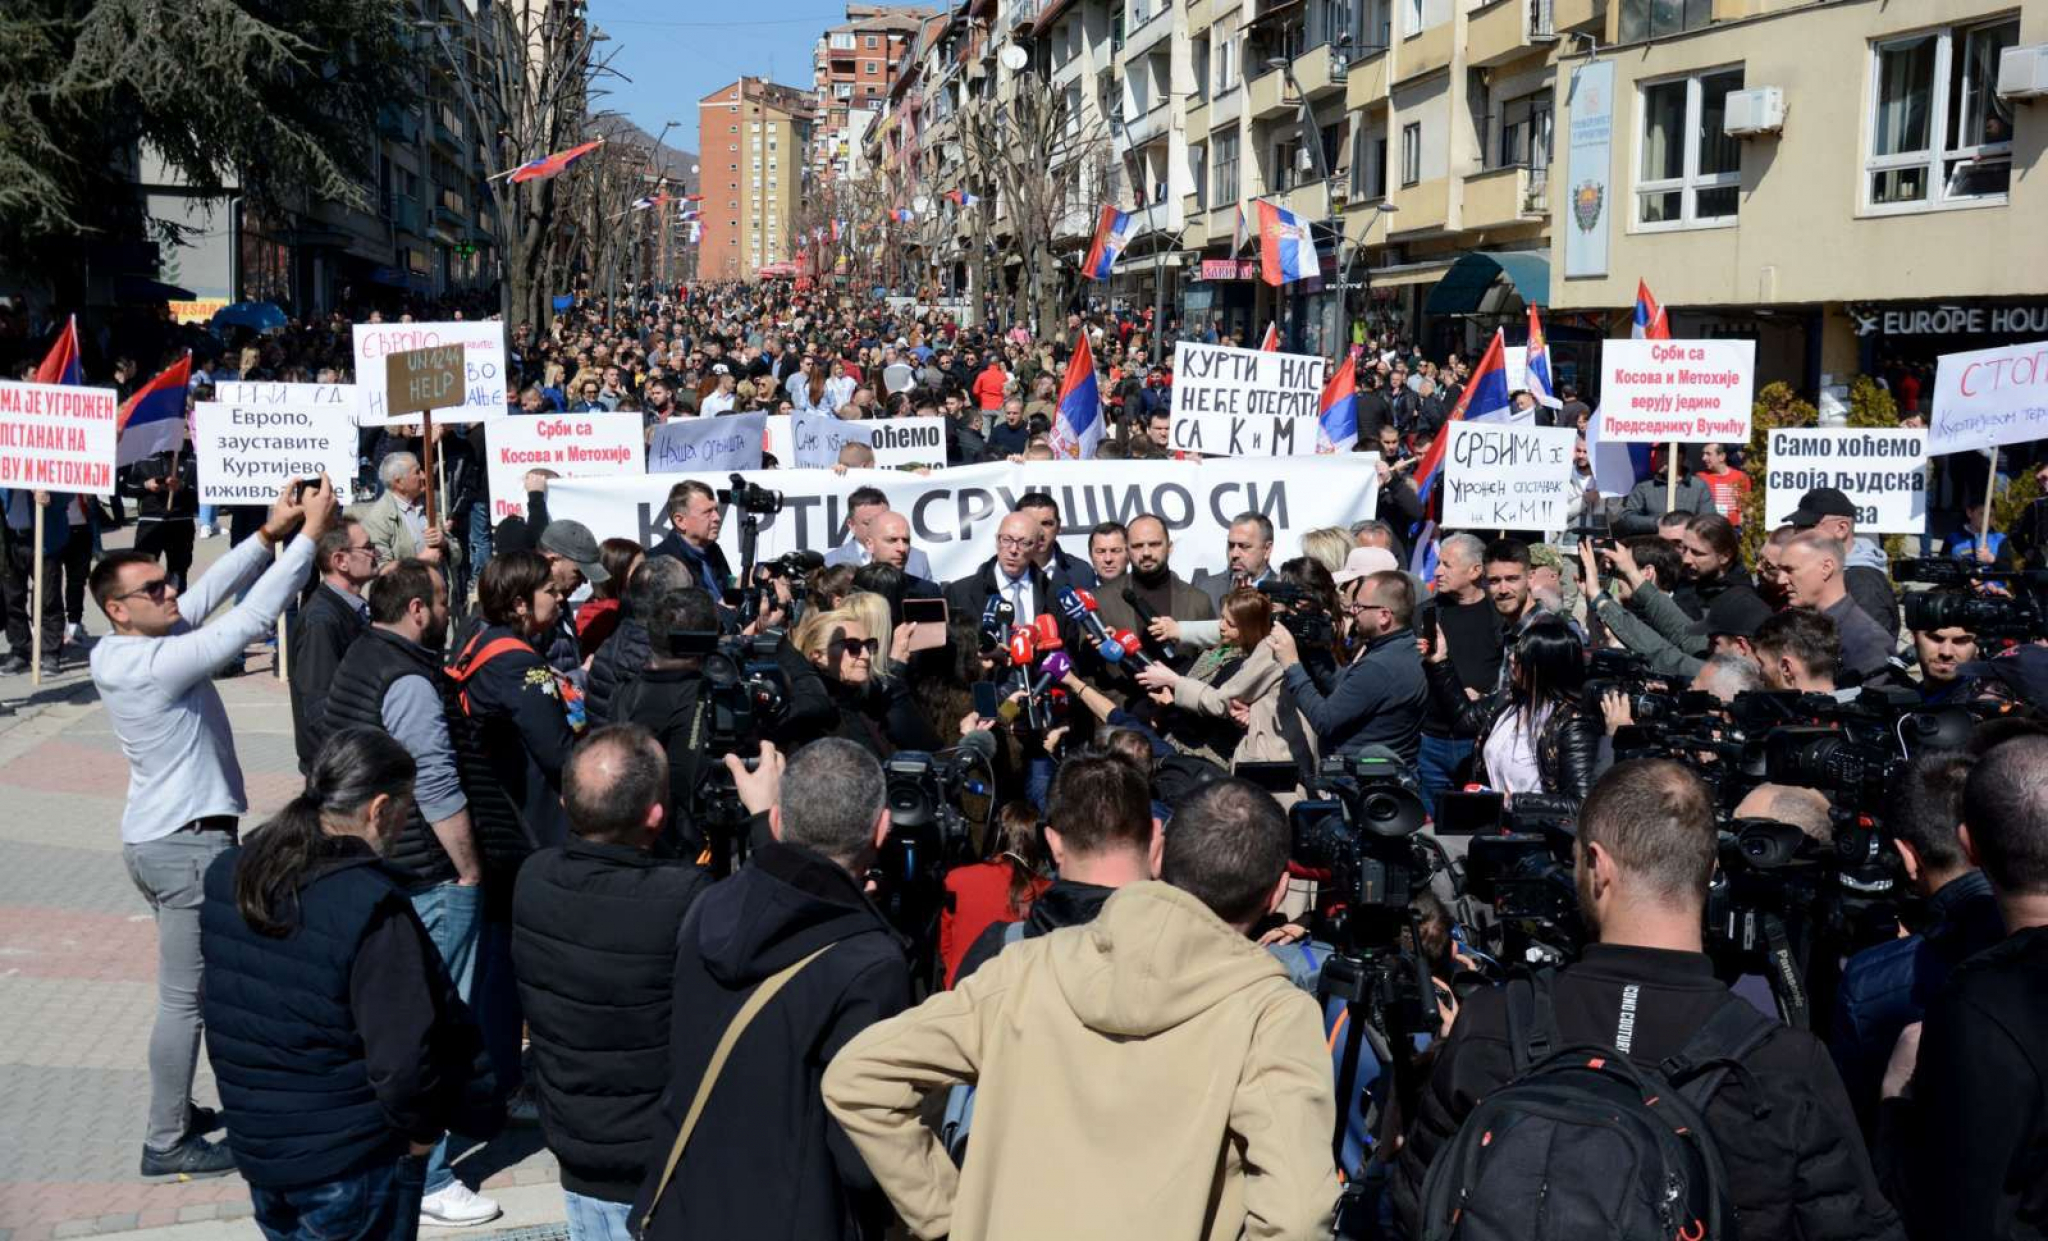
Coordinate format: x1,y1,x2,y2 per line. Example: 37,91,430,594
35,315,83,386
1315,355,1358,453
1081,205,1135,281
944,189,979,208
1525,304,1562,409
1259,322,1280,352
891,207,915,223
1047,331,1102,459
1255,199,1316,286
831,219,845,242
507,138,603,183
116,353,190,467
1632,279,1670,339
1413,330,1513,506
1232,202,1249,256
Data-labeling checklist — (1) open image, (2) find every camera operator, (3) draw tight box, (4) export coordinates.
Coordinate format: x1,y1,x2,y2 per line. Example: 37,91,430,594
1392,759,1902,1241
1582,536,1709,679
1426,613,1599,817
1886,735,2048,1240
1907,610,1979,706
1690,650,1766,706
586,556,692,727
1755,607,1845,695
1269,568,1427,766
1830,753,2004,1136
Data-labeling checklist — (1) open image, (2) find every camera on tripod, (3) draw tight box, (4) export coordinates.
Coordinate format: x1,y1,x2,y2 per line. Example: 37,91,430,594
1894,558,2048,640
658,627,792,841
872,737,996,985
717,474,783,515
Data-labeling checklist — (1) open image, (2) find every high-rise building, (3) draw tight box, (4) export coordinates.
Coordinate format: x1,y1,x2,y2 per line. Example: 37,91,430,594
812,5,934,181
697,77,820,281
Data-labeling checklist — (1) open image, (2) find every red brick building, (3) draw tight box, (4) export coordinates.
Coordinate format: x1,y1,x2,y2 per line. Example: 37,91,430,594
811,5,932,180
695,78,818,282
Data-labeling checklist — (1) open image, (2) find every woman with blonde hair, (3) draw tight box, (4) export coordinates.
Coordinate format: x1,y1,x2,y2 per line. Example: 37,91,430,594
792,606,939,757
1300,526,1354,578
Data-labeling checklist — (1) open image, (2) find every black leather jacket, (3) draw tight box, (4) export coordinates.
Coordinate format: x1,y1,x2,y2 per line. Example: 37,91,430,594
1424,659,1601,819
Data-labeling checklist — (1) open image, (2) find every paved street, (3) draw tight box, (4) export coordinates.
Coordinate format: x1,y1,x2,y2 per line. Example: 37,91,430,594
0,531,563,1240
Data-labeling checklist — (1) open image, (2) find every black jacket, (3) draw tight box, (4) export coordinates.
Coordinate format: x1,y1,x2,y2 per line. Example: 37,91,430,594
1393,944,1904,1241
290,583,369,772
649,529,734,600
952,878,1116,985
448,625,576,850
586,615,652,728
1424,660,1601,819
1891,924,2048,1241
1424,594,1503,738
511,839,711,1202
1845,563,1902,641
631,841,912,1241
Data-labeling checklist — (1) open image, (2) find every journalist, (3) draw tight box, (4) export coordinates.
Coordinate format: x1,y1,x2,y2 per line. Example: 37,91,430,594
1135,588,1316,778
447,551,577,848
1269,568,1427,765
1424,613,1599,818
1392,759,1904,1241
586,555,692,727
791,605,942,757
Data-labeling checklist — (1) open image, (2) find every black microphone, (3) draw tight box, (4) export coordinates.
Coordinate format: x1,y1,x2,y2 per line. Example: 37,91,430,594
1122,587,1179,662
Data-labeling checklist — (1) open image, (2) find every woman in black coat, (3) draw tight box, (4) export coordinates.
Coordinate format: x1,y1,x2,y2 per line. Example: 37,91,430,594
1424,613,1600,819
790,604,943,758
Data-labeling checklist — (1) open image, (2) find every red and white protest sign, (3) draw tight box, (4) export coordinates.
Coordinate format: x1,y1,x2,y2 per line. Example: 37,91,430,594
0,381,119,495
1598,339,1754,444
485,412,645,521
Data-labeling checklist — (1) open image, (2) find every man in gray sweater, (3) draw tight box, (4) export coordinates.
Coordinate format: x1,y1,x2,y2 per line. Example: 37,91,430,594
89,475,337,1180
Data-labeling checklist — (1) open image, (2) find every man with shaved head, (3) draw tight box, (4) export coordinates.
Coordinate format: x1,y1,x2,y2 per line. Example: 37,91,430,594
945,509,1056,631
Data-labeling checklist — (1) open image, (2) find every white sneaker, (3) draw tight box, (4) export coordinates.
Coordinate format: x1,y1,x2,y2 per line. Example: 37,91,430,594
197,523,216,539
419,1181,502,1227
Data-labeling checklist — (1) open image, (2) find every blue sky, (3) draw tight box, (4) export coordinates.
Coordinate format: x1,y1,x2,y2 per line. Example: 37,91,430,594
589,1,845,155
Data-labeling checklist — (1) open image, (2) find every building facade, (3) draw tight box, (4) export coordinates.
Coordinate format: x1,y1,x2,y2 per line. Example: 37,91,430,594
697,78,820,281
814,5,933,181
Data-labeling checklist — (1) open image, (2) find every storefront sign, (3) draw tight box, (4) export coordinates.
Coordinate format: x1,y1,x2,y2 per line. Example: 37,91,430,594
1199,259,1260,281
192,402,358,505
1764,428,1928,533
1563,60,1615,280
1928,339,2048,455
1597,339,1754,443
1851,304,2048,337
1169,340,1327,457
1443,423,1578,529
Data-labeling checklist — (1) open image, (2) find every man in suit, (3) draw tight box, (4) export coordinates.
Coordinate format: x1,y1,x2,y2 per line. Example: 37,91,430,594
822,486,935,581
1191,513,1277,609
354,450,455,572
1015,491,1098,596
944,511,1059,633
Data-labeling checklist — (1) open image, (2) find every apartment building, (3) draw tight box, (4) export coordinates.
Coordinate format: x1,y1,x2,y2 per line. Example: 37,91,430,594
697,78,820,281
814,5,933,181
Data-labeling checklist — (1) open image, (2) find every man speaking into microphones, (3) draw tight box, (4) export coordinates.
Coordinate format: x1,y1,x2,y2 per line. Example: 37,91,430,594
1092,515,1215,668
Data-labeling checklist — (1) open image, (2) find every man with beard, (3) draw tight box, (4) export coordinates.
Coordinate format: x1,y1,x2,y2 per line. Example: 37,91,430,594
1093,515,1215,665
1191,513,1277,608
1908,612,1979,705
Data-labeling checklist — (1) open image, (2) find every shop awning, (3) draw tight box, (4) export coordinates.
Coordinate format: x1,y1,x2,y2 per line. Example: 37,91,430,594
1425,249,1550,315
1362,260,1455,289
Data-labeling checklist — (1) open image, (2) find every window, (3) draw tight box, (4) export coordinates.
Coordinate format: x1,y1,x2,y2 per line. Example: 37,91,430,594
1400,122,1421,186
836,83,854,98
1404,0,1423,35
1636,68,1741,227
865,33,879,48
1213,130,1240,202
1191,142,1208,209
1193,35,1211,103
1867,18,2017,208
1618,0,1712,43
1216,29,1240,93
1497,91,1554,170
830,32,855,50
1359,0,1392,49
866,61,879,75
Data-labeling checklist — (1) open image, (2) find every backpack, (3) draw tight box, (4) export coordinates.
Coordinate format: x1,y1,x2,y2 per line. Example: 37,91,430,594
937,919,1029,1165
1416,970,1777,1241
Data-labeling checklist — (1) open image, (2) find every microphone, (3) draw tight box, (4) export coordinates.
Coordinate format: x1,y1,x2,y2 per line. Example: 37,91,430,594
978,592,1011,653
1005,627,1037,668
1058,586,1123,660
1029,650,1073,695
1111,628,1155,671
1122,588,1179,662
1029,613,1063,651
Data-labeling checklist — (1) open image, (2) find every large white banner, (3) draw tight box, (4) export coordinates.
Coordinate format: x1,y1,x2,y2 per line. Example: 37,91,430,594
1598,339,1754,444
1442,423,1578,530
1764,428,1928,533
484,412,643,522
549,457,1383,584
1170,340,1327,457
352,321,508,425
651,412,766,476
192,401,358,505
216,381,361,427
1928,339,2048,455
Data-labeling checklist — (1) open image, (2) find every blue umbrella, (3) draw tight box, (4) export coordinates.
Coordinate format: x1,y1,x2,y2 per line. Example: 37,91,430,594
210,301,288,333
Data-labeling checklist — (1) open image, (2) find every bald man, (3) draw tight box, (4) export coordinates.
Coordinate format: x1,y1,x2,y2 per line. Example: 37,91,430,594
945,510,1059,632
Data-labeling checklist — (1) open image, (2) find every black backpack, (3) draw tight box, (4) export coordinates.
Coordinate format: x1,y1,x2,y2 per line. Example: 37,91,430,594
1416,970,1778,1241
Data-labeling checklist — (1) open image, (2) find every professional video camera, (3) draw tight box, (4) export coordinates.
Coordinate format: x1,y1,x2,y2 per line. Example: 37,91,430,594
715,475,783,516
1894,558,2048,642
1256,579,1337,650
872,734,997,986
659,627,792,849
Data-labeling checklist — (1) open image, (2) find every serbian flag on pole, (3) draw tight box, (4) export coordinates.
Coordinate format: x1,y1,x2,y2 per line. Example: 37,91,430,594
1259,322,1280,352
1632,279,1670,339
891,207,915,223
1315,355,1359,453
116,353,190,467
35,315,83,386
1525,304,1562,409
1413,330,1513,505
1232,202,1249,256
1047,331,1102,459
508,139,604,183
1082,206,1135,281
1256,199,1316,286
944,189,979,207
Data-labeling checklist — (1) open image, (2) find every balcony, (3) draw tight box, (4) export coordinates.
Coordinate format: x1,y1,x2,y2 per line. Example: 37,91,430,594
1123,97,1173,149
1344,48,1391,107
1466,0,1559,69
377,105,421,145
1247,65,1292,120
1553,0,1598,31
431,105,463,152
1461,164,1547,230
1394,19,1454,84
1121,4,1173,58
388,195,424,236
1292,41,1349,102
1389,175,1453,234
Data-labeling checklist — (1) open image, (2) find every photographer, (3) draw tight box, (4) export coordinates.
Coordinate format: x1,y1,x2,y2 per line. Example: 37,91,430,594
1392,760,1902,1241
1581,536,1708,679
1425,613,1600,818
1270,568,1427,765
586,557,692,728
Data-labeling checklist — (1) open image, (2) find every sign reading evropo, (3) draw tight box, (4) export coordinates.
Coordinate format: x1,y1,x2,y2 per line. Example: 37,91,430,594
485,412,644,521
1928,339,2048,455
352,321,507,424
192,402,358,505
1170,340,1327,457
1598,339,1754,444
1764,428,1928,534
1442,423,1578,530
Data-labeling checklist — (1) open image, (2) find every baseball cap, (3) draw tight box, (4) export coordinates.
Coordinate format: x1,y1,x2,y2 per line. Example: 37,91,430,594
1702,588,1774,640
1788,487,1857,528
1332,546,1400,587
537,519,610,586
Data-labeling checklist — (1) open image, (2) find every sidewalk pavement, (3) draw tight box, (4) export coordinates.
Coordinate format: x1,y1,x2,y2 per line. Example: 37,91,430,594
0,529,563,1240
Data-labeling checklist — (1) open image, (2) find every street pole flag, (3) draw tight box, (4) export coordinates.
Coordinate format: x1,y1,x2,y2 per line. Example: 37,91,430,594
944,189,979,208
1048,331,1103,459
116,353,191,466
504,138,605,183
1316,353,1359,453
1525,304,1562,409
1632,279,1670,339
1259,322,1280,352
1255,199,1316,286
1232,201,1249,257
35,315,83,386
1413,329,1513,505
1082,205,1135,281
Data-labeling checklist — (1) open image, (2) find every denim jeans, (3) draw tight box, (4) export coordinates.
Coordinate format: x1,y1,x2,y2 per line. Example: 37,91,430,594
1416,734,1475,820
564,1189,635,1241
124,828,235,1151
409,881,481,1193
250,1152,426,1241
